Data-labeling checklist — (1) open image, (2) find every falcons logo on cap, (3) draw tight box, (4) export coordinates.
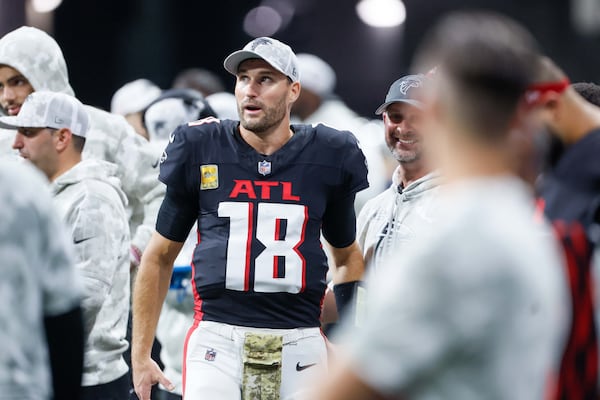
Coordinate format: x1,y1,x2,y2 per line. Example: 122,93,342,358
399,78,422,95
250,37,272,50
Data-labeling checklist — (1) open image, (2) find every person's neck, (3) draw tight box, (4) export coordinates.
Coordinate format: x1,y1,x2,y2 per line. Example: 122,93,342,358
563,96,600,145
49,154,82,182
444,137,514,183
296,102,321,121
239,120,294,156
396,162,431,188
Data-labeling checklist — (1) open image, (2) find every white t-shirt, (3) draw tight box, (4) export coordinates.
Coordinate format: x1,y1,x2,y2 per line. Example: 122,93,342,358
339,177,569,400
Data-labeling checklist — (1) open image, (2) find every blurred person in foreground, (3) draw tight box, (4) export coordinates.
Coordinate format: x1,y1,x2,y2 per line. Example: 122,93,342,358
111,78,161,140
307,11,568,400
291,53,387,211
1,91,131,399
0,159,83,399
532,59,600,399
0,26,165,272
357,73,441,274
132,37,368,400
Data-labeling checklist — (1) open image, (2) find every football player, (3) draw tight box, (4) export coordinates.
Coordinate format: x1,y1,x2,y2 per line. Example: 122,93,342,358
132,37,368,400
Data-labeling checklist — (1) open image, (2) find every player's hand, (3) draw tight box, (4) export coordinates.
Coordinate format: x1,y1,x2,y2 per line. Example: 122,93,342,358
133,358,174,400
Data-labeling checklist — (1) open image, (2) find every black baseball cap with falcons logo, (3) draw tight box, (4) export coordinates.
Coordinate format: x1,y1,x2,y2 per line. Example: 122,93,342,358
375,74,425,115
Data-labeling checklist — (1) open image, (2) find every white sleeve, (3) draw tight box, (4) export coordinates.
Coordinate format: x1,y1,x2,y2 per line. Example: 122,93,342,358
65,190,129,335
355,200,374,255
344,246,454,394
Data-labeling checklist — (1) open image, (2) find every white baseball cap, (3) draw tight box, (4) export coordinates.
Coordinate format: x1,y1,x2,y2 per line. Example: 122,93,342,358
224,37,300,82
111,79,161,116
296,53,336,96
0,91,90,137
206,92,238,120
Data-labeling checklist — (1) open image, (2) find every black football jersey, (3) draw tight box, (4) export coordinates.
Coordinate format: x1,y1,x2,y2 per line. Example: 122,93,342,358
158,118,369,328
539,129,600,400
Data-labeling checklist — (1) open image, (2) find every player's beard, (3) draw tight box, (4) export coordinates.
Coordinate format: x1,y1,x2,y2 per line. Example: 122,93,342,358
389,141,422,164
239,96,287,134
395,150,421,164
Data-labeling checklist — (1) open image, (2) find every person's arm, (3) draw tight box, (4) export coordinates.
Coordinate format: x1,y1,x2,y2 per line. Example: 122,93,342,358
132,231,183,400
329,241,364,284
328,241,365,325
44,306,84,400
66,191,130,339
120,127,166,258
322,193,366,323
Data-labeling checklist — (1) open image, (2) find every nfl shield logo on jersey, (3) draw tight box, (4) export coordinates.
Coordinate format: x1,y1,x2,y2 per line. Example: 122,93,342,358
258,160,271,176
205,348,217,361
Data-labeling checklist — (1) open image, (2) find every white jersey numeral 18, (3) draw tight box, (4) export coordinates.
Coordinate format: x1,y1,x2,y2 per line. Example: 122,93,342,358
218,202,308,294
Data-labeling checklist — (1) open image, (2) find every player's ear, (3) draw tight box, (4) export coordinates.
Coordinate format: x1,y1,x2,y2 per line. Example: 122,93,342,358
54,127,72,152
289,81,301,103
538,92,562,126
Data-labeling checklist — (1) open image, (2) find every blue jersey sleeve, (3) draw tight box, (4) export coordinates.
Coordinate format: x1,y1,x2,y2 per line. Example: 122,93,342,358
158,124,194,193
319,127,369,248
322,193,358,248
156,188,197,242
156,124,199,241
341,132,370,197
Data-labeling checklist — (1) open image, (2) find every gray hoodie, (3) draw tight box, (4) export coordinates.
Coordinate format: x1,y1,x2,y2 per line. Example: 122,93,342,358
51,158,130,386
357,167,442,272
0,26,165,255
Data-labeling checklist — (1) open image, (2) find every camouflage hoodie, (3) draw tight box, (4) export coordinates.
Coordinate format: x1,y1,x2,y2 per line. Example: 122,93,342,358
0,26,164,256
50,158,130,386
0,159,81,399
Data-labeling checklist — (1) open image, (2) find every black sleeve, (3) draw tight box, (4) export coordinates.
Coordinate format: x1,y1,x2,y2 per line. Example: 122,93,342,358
44,306,84,400
333,280,362,319
322,193,357,248
156,187,198,242
340,131,370,198
158,124,193,192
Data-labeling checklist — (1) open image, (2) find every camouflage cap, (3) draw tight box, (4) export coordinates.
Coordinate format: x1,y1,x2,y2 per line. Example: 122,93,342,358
0,91,89,137
224,37,300,82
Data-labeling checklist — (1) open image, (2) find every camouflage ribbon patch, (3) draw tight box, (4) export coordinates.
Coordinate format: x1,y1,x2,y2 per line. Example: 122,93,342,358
242,332,283,400
200,164,218,190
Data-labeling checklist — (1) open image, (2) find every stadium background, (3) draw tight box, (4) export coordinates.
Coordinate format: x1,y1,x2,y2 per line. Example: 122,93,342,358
1,0,599,118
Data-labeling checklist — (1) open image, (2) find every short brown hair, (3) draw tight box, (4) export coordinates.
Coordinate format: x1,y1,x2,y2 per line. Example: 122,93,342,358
413,11,539,142
71,134,86,153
